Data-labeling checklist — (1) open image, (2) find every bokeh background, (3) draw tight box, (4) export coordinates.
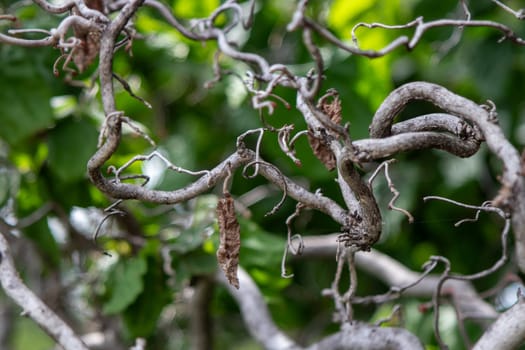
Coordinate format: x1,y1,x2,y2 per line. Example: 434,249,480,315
1,0,525,349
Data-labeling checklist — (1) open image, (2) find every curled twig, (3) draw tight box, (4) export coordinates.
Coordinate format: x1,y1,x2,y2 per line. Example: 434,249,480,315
285,203,306,255
423,196,511,349
368,159,414,223
242,161,287,217
113,73,153,109
492,0,525,20
277,125,303,166
93,200,126,243
374,304,402,327
110,150,208,183
281,202,306,278
351,257,440,305
237,128,265,178
323,246,359,323
281,243,294,279
454,201,493,226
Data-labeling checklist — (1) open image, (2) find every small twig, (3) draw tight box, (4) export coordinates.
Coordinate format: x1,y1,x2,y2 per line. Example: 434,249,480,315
368,159,414,223
245,72,291,114
432,0,471,62
277,125,303,166
7,28,52,36
351,257,440,305
324,246,349,322
281,201,306,278
0,14,17,21
111,150,208,183
242,161,288,217
113,73,153,109
301,27,323,99
430,255,452,350
285,203,306,255
237,128,265,178
281,244,294,278
492,0,525,19
120,115,156,147
222,162,234,195
423,197,511,282
93,201,126,243
16,203,54,229
423,196,511,349
374,304,402,327
451,295,473,350
454,201,492,226
343,248,358,321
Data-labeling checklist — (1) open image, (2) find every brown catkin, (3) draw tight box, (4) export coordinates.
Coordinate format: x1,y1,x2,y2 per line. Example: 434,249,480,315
216,193,241,289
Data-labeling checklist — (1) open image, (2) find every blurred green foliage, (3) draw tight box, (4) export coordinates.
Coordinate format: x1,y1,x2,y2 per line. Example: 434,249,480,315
1,0,524,349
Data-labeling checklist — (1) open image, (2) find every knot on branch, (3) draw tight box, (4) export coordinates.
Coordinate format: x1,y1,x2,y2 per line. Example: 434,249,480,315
337,211,374,251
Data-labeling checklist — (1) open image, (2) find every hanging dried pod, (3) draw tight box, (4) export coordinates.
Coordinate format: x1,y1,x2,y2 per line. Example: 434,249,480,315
216,193,241,289
307,90,343,171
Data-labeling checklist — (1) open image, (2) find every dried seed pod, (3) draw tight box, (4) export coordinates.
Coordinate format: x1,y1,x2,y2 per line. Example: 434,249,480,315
216,193,241,289
307,90,343,171
307,128,336,171
318,90,342,125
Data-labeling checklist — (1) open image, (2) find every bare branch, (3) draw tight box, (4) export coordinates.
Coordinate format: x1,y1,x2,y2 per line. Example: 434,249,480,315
473,301,525,350
0,224,89,350
298,235,499,321
32,0,75,14
305,321,425,350
215,267,300,350
390,113,483,141
491,0,525,20
352,17,525,51
369,82,525,271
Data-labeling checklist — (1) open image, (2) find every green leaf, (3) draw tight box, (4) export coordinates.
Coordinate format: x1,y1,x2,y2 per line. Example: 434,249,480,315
24,219,60,267
238,217,286,268
103,256,148,314
179,249,218,276
123,255,171,337
0,79,54,146
47,117,98,182
0,45,57,145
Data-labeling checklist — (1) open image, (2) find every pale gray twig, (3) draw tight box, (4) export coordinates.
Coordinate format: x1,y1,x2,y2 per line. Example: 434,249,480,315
492,0,525,20
368,159,414,223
